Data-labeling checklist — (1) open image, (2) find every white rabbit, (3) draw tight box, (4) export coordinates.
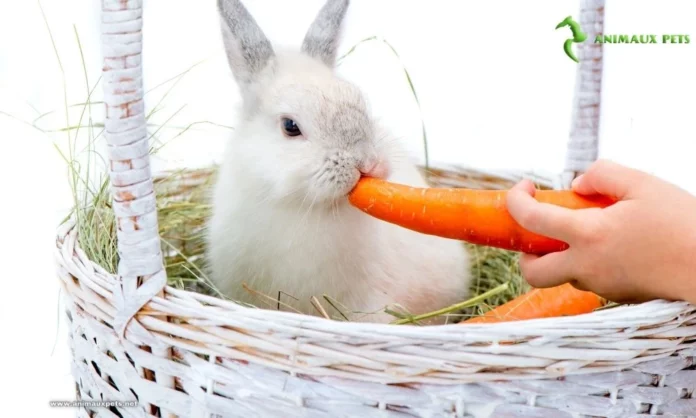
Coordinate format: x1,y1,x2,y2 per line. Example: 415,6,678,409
207,0,471,323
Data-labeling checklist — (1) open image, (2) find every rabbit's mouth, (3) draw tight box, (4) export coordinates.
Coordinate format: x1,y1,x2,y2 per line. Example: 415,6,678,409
337,172,362,200
359,159,390,180
335,162,390,200
311,154,390,203
303,167,360,206
342,175,362,198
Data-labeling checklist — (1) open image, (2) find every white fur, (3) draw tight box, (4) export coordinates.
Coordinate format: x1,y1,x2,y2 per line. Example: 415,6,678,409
206,49,471,323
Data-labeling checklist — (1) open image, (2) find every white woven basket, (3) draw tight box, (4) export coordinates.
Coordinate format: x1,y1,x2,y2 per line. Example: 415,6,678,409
55,1,696,417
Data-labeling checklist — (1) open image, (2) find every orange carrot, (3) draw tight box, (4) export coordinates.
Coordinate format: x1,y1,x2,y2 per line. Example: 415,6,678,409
463,283,604,324
348,177,614,254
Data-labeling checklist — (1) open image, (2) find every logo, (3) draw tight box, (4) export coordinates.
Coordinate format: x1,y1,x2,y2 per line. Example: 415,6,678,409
555,16,587,63
555,15,691,63
594,34,690,44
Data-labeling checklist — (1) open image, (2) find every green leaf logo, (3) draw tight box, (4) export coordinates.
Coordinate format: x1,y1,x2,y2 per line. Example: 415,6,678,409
555,16,587,63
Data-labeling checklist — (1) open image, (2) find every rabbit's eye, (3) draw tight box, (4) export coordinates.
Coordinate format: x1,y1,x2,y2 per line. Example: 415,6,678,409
281,118,302,138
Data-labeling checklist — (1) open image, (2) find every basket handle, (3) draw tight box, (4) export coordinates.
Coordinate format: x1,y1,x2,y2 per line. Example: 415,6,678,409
564,0,605,178
101,0,166,339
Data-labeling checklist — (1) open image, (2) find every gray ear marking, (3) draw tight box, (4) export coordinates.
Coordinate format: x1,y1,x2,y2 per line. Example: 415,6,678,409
301,0,350,67
218,0,275,96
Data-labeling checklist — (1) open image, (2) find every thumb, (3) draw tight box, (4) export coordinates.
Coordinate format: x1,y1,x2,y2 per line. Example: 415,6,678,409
571,159,647,200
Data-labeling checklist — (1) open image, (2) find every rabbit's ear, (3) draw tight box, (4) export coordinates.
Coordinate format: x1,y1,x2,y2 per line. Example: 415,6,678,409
218,0,275,98
301,0,350,67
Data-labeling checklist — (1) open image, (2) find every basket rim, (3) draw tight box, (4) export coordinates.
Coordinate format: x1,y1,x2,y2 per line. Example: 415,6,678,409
57,186,696,385
57,215,695,336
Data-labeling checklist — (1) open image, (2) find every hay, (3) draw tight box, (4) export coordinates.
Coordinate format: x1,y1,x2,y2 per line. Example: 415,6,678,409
463,243,529,318
66,166,528,323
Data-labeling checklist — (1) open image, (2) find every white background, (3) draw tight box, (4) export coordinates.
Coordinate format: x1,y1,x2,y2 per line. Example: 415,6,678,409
0,0,695,415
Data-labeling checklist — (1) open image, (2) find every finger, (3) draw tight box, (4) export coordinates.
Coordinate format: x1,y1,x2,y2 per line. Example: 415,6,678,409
506,185,585,243
571,159,649,200
511,179,537,195
519,252,576,288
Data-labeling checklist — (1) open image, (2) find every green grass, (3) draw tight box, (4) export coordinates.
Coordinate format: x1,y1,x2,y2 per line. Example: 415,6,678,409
464,243,530,318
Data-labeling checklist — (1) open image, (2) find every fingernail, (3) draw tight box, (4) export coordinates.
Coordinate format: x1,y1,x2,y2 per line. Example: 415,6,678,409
571,175,584,188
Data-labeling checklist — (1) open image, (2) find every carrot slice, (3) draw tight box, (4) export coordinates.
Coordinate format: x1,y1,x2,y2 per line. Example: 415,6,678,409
463,283,604,324
348,177,614,254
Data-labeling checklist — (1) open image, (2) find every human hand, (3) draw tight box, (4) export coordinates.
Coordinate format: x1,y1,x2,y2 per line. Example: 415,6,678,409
505,159,696,304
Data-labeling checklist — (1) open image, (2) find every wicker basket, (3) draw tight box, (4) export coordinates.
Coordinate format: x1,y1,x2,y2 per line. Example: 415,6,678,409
55,1,696,417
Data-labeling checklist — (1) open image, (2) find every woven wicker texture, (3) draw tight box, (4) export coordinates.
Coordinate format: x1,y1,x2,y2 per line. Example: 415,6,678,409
102,0,167,339
56,0,696,417
565,0,605,173
99,0,174,416
58,169,696,417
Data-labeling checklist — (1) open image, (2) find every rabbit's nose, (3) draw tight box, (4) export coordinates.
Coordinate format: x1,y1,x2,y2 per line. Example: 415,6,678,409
359,159,390,179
